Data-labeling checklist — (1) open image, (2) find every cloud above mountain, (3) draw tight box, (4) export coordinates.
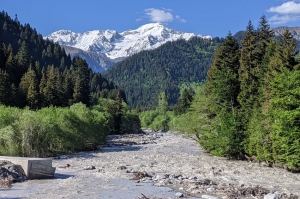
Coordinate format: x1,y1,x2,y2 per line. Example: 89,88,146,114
137,8,186,23
267,1,300,24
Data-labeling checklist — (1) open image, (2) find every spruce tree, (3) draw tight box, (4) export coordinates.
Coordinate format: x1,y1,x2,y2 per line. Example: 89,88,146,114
157,91,168,115
268,29,300,170
0,69,10,104
106,90,123,134
246,16,275,160
72,57,90,106
206,33,242,157
18,66,38,107
237,21,259,129
43,65,61,106
174,88,193,116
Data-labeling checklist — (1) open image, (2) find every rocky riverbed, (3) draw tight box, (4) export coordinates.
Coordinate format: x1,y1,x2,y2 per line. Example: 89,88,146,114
1,130,300,199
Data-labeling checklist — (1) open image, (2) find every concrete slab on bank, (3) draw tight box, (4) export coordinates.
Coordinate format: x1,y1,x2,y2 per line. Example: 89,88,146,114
0,156,56,179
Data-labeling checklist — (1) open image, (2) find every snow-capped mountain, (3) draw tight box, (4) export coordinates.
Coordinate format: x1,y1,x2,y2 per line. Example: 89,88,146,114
45,23,211,72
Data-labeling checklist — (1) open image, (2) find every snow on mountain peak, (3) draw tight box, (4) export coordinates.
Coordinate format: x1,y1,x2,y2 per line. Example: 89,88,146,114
45,23,211,60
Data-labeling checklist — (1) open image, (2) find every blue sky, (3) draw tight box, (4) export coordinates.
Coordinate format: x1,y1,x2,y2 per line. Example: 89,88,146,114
1,0,300,37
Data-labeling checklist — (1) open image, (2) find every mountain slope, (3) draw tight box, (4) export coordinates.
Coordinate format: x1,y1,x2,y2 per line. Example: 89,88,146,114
233,26,300,49
104,37,223,108
45,23,211,72
273,26,300,40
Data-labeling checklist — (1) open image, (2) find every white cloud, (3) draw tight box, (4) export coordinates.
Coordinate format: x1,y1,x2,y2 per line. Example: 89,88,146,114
267,1,300,24
268,1,300,14
176,15,186,23
145,8,173,23
269,14,300,24
139,8,186,24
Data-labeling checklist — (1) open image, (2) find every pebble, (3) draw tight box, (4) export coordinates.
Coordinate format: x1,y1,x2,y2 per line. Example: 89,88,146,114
175,192,185,198
207,187,216,192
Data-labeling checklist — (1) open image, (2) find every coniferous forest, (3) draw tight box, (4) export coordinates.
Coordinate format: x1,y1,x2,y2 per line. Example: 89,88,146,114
0,11,139,157
141,15,300,172
104,36,223,109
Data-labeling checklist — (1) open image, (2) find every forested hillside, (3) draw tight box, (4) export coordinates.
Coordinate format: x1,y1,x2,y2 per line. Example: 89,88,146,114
104,37,223,108
141,15,300,172
0,11,125,109
0,11,139,157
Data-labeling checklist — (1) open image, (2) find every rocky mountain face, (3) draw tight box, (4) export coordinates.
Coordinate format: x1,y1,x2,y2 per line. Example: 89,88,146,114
273,26,300,40
45,23,211,72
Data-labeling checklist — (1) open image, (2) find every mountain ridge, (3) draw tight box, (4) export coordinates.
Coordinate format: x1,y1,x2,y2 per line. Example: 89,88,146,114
45,23,212,72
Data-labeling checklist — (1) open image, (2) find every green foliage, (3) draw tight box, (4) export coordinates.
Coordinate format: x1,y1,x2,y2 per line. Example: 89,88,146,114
140,110,159,128
149,113,171,132
173,88,193,116
157,91,168,115
105,37,222,108
269,69,300,171
0,102,121,157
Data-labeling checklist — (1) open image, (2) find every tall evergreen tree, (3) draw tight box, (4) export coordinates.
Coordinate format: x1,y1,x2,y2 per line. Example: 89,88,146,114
18,65,38,107
106,90,123,134
16,41,29,73
174,88,193,116
237,21,259,128
206,33,242,157
43,65,61,106
72,57,91,106
157,91,168,115
0,69,10,104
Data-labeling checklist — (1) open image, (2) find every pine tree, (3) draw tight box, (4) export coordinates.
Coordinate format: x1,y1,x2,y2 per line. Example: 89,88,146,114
43,65,61,106
270,69,300,171
72,57,90,106
157,91,168,115
206,33,242,157
238,21,259,128
267,29,300,170
16,41,29,71
0,69,10,104
27,81,39,109
174,88,193,116
245,16,275,160
256,15,275,81
106,90,123,134
18,65,38,107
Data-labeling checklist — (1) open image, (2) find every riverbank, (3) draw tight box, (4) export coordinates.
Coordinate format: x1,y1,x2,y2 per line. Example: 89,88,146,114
1,130,300,199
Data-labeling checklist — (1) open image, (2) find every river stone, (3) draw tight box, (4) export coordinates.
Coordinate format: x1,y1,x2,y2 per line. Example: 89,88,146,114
264,193,279,199
207,187,216,192
175,192,185,198
202,195,218,199
83,165,96,170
